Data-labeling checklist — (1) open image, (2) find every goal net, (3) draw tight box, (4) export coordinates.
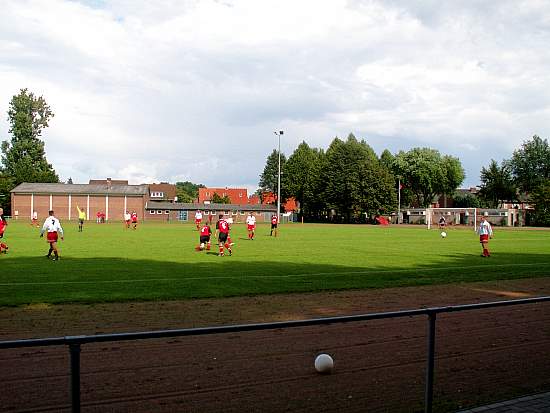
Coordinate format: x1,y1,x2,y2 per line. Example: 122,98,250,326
426,208,477,231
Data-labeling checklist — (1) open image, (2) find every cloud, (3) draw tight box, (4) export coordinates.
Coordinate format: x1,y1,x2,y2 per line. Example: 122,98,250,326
1,0,550,189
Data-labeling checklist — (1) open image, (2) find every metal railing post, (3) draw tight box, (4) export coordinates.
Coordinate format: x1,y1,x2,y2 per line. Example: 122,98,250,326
425,311,437,413
69,343,81,413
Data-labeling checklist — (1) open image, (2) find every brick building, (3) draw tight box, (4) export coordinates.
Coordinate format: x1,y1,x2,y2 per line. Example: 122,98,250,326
11,180,149,222
199,187,298,212
10,180,277,223
145,202,277,223
198,187,249,204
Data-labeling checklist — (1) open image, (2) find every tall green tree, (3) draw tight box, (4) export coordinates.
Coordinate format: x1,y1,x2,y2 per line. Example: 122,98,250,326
379,149,395,170
175,181,205,202
0,173,14,213
259,149,287,202
510,135,550,192
284,141,325,219
478,160,517,208
394,148,464,207
1,88,59,185
530,179,550,226
323,134,396,222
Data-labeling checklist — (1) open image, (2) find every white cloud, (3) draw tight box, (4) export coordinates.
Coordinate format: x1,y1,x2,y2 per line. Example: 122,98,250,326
1,0,550,188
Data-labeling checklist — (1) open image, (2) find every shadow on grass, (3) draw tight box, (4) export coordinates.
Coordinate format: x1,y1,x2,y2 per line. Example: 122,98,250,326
0,252,549,306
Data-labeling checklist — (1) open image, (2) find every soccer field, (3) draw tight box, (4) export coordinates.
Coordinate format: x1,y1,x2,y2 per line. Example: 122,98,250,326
1,221,549,306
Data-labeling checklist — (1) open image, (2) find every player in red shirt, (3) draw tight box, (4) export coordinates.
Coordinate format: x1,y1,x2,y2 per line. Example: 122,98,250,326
196,223,212,251
131,211,138,230
0,210,8,254
215,214,232,256
270,214,278,237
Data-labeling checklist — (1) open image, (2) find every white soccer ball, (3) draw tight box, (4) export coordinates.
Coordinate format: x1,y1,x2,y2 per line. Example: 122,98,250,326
314,354,334,374
441,231,447,238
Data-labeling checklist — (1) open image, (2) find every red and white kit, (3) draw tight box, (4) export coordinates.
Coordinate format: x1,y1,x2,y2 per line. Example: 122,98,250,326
0,217,6,238
246,214,256,230
216,218,232,256
195,211,203,225
41,216,64,243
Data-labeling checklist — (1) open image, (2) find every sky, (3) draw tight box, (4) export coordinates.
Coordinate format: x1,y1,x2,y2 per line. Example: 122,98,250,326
1,0,550,192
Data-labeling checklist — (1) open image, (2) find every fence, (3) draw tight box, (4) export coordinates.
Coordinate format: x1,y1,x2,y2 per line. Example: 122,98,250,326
1,296,549,413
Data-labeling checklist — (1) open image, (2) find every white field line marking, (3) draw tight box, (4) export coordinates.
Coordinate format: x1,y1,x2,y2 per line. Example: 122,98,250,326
1,262,550,286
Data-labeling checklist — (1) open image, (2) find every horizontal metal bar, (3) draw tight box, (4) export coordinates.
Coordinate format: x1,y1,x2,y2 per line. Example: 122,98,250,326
1,296,549,350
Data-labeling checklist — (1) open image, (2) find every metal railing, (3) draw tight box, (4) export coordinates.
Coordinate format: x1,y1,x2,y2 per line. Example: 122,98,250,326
1,296,549,413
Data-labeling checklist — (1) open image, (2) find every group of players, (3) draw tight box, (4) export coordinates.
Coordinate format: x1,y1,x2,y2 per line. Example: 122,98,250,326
193,210,279,257
0,206,495,260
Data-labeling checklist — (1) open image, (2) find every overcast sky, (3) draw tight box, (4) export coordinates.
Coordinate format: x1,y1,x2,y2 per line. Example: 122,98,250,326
1,0,550,191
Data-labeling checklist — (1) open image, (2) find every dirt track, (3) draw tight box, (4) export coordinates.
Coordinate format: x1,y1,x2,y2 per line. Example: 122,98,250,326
1,278,550,413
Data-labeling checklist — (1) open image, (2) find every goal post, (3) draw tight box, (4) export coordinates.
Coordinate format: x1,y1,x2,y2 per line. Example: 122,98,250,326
426,207,477,230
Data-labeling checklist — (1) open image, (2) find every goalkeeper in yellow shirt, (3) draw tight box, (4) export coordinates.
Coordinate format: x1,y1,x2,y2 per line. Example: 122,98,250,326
76,205,86,232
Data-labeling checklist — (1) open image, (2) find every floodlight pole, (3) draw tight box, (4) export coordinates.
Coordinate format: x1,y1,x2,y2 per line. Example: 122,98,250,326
274,131,283,226
398,178,401,224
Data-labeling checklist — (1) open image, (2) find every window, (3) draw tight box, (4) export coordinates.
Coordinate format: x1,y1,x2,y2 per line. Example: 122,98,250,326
149,210,156,214
156,210,162,214
151,191,164,198
224,211,229,215
240,211,245,215
165,210,170,214
232,211,237,215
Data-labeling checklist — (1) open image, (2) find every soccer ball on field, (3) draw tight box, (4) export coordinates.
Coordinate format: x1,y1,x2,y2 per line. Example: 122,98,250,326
314,354,334,374
440,231,447,238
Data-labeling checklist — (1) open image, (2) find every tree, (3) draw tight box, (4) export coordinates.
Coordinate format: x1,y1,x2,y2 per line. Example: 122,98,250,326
323,134,396,222
0,173,14,214
175,181,205,202
510,135,550,192
478,160,517,208
530,179,550,226
452,191,484,208
1,89,59,185
379,149,395,171
394,148,464,207
259,149,288,202
284,141,324,220
211,192,231,204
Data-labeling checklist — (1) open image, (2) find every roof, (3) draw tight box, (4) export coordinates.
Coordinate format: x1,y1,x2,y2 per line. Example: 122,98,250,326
146,201,277,212
11,182,148,196
149,183,177,199
89,179,129,185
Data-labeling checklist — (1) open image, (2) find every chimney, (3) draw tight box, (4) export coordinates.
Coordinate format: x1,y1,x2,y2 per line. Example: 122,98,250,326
107,178,112,190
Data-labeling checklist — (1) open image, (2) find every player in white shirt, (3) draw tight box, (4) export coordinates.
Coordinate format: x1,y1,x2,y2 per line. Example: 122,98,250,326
246,212,256,240
195,210,203,230
40,210,64,261
124,211,131,229
477,214,493,257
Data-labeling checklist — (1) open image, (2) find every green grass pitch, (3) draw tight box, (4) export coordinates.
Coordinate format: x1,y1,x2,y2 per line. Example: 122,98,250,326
0,221,549,306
